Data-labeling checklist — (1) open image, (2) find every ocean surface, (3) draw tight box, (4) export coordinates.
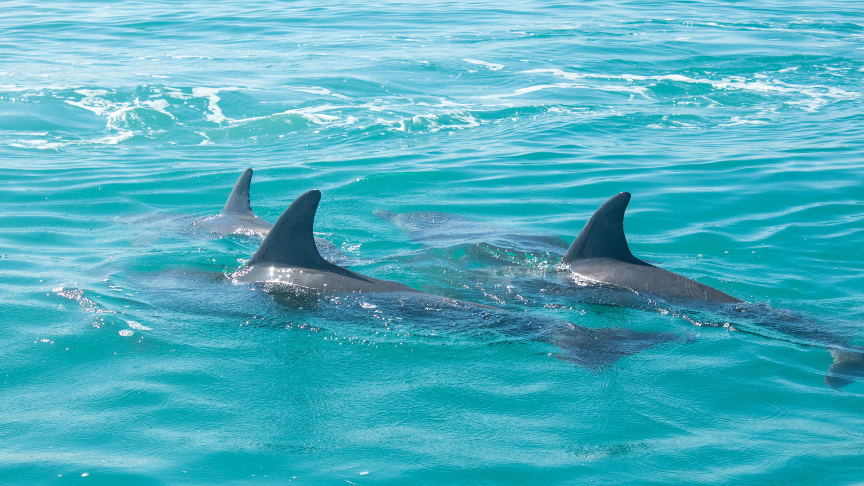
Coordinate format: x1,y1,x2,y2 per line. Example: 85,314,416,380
2,1,864,484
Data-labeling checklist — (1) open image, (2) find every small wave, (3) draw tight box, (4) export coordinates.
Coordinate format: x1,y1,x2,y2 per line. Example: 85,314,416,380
464,59,505,71
523,68,859,112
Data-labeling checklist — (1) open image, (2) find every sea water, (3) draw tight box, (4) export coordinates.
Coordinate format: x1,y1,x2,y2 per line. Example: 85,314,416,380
1,1,863,484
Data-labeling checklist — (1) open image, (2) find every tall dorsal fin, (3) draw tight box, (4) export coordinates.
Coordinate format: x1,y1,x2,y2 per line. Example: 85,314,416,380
562,192,649,266
249,190,367,280
222,168,254,215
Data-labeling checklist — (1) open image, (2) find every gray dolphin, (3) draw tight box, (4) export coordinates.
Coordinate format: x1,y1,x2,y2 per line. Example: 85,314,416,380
561,193,864,388
199,168,274,236
562,192,741,304
232,189,420,293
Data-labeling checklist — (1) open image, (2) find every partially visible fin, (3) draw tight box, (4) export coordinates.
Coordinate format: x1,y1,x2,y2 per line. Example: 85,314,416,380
562,192,649,266
222,168,254,215
824,346,864,389
249,190,367,280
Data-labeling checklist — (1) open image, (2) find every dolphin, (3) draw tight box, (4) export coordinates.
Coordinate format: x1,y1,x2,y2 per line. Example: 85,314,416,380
199,168,274,236
562,192,741,304
561,192,864,388
231,189,421,293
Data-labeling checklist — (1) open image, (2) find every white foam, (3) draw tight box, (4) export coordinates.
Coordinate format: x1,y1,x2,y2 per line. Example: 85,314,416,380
10,129,132,149
106,102,135,129
64,91,176,133
478,83,569,99
141,99,174,119
164,90,192,100
191,87,237,124
523,68,859,111
64,89,113,115
197,131,214,145
127,321,152,331
437,98,464,107
9,139,63,150
479,81,650,100
720,116,769,127
235,104,342,126
359,102,387,112
464,59,505,71
386,110,481,133
89,131,134,145
295,87,351,99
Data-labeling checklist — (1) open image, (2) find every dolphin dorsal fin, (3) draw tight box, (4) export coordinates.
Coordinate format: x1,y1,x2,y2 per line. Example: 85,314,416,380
222,168,255,215
562,192,649,266
248,190,363,279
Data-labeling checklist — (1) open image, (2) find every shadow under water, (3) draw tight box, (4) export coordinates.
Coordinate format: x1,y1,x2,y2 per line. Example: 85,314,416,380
263,283,684,371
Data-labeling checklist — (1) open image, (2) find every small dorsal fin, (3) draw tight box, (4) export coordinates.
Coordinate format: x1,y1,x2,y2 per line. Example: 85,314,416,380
222,168,254,215
249,190,368,280
562,192,649,266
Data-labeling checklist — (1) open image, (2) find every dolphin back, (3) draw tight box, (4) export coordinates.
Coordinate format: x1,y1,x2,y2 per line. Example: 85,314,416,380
222,168,255,215
563,192,649,266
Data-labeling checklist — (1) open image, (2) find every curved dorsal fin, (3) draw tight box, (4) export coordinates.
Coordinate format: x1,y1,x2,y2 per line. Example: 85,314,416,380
222,168,254,215
562,192,649,266
249,190,367,280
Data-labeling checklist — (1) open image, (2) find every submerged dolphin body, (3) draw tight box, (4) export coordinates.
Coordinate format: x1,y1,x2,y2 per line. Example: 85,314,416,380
232,189,419,293
375,210,570,253
562,192,741,304
199,168,274,236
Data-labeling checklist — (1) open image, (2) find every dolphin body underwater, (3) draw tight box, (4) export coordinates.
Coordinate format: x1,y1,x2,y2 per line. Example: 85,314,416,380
373,209,570,253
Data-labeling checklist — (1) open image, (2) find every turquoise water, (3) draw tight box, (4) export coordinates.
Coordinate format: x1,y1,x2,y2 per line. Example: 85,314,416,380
2,1,864,483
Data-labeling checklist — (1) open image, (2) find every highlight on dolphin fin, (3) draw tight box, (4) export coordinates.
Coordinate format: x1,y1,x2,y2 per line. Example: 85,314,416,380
248,189,359,279
562,192,647,266
222,168,255,216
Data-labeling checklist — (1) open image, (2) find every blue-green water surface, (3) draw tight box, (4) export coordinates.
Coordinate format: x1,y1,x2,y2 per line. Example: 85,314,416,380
2,1,864,484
